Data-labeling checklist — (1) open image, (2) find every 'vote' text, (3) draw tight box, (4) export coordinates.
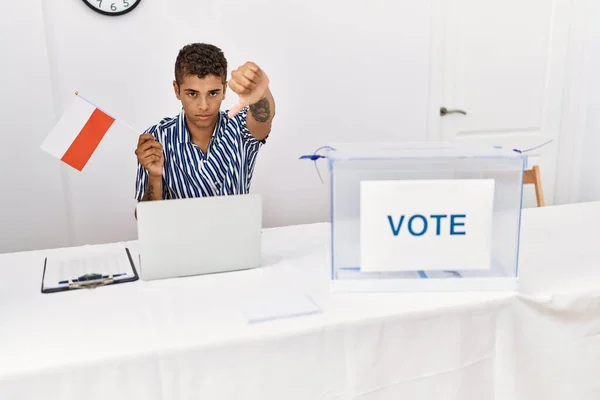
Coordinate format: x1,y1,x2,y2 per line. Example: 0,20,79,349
387,214,466,236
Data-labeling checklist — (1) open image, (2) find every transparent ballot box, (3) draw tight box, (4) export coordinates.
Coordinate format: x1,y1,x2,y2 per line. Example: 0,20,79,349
324,142,526,292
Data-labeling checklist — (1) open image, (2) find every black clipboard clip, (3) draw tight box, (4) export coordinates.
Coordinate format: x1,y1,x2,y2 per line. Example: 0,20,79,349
67,273,115,289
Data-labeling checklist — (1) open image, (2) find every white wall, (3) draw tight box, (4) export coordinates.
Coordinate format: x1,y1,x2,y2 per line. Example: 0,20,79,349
1,0,434,252
0,1,70,253
578,0,600,202
2,0,592,254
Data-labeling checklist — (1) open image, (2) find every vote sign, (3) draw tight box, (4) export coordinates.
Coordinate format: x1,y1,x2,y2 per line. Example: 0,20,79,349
359,179,495,272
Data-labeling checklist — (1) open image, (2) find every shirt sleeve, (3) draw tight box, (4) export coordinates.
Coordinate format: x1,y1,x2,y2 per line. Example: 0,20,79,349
135,162,147,201
230,106,266,153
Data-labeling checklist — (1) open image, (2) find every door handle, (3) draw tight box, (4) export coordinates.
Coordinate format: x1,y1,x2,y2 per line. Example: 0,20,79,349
440,107,467,116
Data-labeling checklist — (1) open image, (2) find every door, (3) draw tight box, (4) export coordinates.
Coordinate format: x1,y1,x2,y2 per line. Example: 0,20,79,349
429,0,572,208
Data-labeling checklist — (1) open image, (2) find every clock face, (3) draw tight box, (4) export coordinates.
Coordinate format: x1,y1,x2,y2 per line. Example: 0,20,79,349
82,0,142,16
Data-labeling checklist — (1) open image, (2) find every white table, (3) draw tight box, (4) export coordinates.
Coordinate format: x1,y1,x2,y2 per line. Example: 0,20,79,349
1,203,599,400
498,202,600,400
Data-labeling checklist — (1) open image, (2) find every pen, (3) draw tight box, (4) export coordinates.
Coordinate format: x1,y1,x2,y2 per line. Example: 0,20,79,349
58,273,127,285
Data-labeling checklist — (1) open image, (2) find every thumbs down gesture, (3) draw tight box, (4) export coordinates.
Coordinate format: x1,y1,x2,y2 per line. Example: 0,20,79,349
227,61,270,119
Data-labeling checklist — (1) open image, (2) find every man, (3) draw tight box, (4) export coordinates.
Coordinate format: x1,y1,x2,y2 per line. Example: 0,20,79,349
134,43,275,203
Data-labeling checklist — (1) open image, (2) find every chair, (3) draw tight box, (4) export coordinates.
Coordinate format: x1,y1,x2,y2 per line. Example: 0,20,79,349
523,165,545,207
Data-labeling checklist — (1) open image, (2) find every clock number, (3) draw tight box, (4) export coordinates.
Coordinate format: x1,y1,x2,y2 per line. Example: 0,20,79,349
86,0,138,14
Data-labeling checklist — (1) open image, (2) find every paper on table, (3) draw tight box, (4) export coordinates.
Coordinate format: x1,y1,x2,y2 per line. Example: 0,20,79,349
43,248,135,289
237,289,321,324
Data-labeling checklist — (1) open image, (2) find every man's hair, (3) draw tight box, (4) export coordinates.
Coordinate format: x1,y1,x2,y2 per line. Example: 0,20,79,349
174,43,227,85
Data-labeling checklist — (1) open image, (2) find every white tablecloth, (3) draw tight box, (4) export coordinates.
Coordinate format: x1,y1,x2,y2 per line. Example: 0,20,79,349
498,202,600,400
1,202,599,399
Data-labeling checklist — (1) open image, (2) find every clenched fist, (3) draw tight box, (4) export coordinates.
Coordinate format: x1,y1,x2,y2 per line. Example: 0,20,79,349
135,133,164,178
227,61,270,118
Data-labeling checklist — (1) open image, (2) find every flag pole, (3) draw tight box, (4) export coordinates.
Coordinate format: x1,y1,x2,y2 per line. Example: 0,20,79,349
74,91,141,135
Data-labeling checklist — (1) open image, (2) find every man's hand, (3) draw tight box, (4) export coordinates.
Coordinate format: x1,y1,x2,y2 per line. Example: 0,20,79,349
227,62,270,118
135,133,164,178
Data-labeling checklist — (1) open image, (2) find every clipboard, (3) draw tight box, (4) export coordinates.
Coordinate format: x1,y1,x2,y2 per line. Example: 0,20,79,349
40,248,139,294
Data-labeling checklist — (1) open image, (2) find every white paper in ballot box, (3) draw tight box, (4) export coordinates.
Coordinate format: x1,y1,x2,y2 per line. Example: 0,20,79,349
359,179,495,273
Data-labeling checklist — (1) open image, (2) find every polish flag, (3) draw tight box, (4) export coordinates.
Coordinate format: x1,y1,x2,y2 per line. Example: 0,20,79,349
41,94,133,171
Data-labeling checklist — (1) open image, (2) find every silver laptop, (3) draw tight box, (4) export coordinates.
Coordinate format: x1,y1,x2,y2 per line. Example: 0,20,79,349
135,194,262,280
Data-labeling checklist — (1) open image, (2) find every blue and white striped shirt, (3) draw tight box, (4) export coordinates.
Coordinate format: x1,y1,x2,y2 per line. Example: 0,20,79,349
135,106,264,200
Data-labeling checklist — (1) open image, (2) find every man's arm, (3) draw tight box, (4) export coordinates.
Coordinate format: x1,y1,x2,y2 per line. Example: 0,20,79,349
246,87,275,142
140,176,163,202
134,131,165,219
134,176,163,219
228,62,276,142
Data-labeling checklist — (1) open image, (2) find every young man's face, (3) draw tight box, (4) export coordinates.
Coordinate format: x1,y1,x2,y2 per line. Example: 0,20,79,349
174,74,226,131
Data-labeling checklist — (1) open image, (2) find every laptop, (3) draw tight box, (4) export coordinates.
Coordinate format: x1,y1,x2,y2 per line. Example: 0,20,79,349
135,194,262,280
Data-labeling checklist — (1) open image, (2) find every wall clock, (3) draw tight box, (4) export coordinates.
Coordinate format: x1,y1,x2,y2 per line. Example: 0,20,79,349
81,0,141,16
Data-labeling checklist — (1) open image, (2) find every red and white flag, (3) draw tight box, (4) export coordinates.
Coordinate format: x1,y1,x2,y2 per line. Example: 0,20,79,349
41,94,134,171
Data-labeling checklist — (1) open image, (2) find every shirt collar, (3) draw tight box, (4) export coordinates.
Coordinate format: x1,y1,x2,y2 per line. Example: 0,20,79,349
177,108,222,144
